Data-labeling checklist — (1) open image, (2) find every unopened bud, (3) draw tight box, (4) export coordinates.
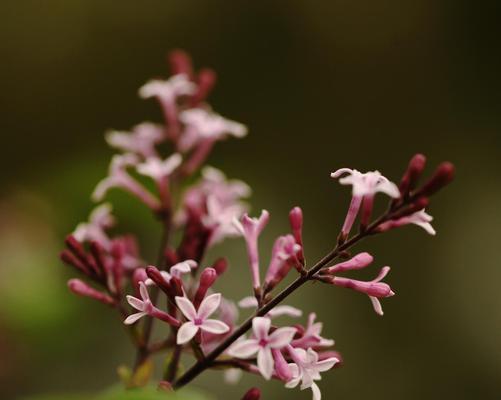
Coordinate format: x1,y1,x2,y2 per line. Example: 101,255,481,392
212,257,228,276
399,153,427,195
416,162,455,197
191,68,216,105
194,268,218,308
68,279,115,306
241,387,261,400
168,49,193,77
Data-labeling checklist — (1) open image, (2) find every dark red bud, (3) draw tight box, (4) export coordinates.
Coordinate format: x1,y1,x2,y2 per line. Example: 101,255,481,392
60,250,90,275
170,276,184,297
399,153,427,195
212,258,228,276
241,387,261,400
68,279,115,306
65,235,87,263
168,49,193,77
194,268,218,308
146,266,173,297
191,68,217,106
417,162,455,197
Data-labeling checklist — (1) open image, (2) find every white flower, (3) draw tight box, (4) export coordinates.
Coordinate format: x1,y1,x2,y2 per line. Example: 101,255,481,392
92,154,139,201
139,74,196,103
178,108,247,151
73,203,115,249
286,347,339,400
238,296,303,319
175,293,230,345
105,122,164,158
124,282,152,325
331,168,400,199
136,153,182,181
228,317,296,380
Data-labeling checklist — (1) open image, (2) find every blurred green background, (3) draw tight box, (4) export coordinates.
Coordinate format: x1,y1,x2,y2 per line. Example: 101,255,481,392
1,1,500,399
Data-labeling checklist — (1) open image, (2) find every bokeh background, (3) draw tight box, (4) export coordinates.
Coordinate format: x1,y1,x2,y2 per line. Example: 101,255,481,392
1,1,500,399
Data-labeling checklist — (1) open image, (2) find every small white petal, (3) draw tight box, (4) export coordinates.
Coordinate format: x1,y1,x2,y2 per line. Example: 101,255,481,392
238,296,258,308
201,319,230,335
257,347,274,380
126,295,144,311
269,305,303,318
176,322,199,344
228,339,260,359
175,296,197,321
268,327,297,349
124,312,147,325
197,293,221,320
252,317,271,341
316,357,339,372
370,296,384,316
311,382,322,400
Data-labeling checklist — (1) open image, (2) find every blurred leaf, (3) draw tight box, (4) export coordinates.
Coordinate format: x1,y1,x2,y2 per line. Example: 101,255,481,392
21,385,211,400
129,359,154,388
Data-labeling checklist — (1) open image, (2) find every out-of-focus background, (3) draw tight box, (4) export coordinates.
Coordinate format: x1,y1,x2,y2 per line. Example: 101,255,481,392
1,1,500,399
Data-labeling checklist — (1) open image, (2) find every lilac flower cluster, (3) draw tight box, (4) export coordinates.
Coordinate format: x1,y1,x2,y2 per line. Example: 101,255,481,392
60,51,454,400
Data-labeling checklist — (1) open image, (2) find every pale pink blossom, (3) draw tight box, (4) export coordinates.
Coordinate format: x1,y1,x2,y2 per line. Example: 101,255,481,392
331,168,400,236
136,153,182,182
286,346,339,400
264,234,302,288
124,282,179,326
332,266,395,316
228,317,296,380
92,154,161,210
139,74,196,104
105,122,164,158
178,108,247,152
291,313,334,349
233,211,270,290
238,296,302,319
378,209,436,235
175,293,230,345
73,203,115,249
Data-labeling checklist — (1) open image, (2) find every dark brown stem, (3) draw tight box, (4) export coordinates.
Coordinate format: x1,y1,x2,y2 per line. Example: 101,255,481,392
173,210,395,389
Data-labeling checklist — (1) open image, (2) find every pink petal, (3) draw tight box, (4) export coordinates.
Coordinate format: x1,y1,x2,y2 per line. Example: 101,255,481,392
176,321,199,345
175,296,197,321
228,339,260,359
124,311,146,325
257,347,274,380
373,266,391,282
201,319,230,335
330,168,353,179
252,317,271,340
197,293,221,320
370,296,384,316
311,382,322,400
139,282,150,301
268,305,303,318
268,327,297,349
126,295,144,311
316,357,339,372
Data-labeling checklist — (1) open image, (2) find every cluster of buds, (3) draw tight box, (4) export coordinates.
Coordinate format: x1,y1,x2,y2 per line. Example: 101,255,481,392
61,50,454,400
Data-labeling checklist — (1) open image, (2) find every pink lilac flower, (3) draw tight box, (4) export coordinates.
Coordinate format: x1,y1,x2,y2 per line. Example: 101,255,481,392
324,252,374,274
233,211,270,291
124,282,180,326
285,346,339,400
238,297,302,319
228,317,296,380
175,293,230,345
377,209,436,235
331,168,400,237
105,122,164,159
291,313,335,349
332,266,395,316
92,154,161,211
73,203,115,250
264,234,302,290
136,153,182,182
178,108,247,152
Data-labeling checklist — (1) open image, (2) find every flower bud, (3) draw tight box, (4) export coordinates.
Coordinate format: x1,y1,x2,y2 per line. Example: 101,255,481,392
416,161,455,197
146,266,173,297
68,279,115,306
325,252,373,274
168,49,193,77
399,153,427,196
194,268,218,308
191,68,216,106
212,257,228,276
272,349,292,381
241,387,261,400
60,250,90,275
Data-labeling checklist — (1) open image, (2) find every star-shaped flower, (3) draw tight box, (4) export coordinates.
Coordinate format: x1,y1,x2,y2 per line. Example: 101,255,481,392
228,317,296,380
175,293,230,345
